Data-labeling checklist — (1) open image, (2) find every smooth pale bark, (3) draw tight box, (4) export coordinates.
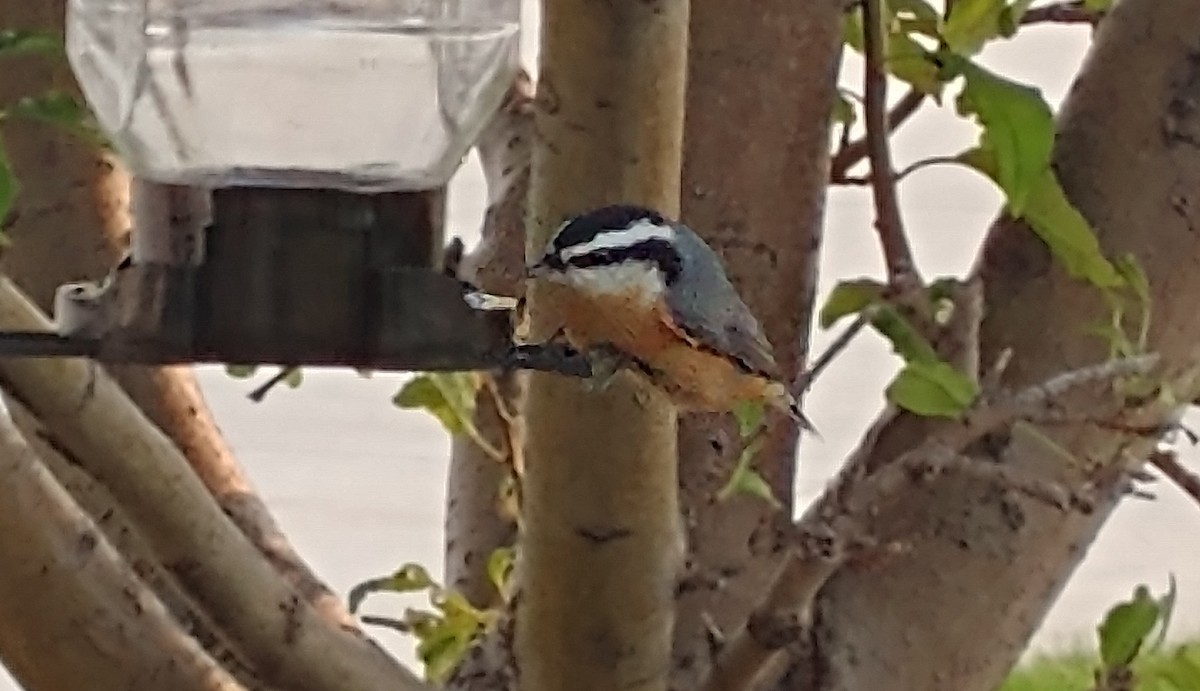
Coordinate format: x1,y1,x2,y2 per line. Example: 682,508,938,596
445,74,533,607
516,2,690,691
786,1,1200,688
673,2,842,687
0,280,427,691
0,406,245,691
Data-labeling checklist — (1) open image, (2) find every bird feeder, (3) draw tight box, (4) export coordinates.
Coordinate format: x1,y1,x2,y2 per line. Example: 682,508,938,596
20,0,549,373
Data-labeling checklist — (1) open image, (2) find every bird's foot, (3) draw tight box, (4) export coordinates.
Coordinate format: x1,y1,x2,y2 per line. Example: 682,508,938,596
582,343,644,392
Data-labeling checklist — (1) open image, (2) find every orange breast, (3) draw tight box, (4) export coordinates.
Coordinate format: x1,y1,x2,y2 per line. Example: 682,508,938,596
544,286,776,412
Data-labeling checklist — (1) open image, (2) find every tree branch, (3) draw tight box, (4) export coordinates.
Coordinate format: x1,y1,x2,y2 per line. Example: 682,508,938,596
862,0,919,286
1021,1,1105,26
1149,448,1200,510
698,354,1164,691
829,89,926,183
699,528,847,691
0,277,429,691
444,71,532,608
0,406,248,691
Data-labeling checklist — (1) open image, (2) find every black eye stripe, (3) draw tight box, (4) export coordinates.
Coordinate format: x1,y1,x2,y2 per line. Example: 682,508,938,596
564,239,682,284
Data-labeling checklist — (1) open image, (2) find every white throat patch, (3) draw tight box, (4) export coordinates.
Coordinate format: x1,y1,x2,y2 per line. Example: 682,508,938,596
546,261,665,304
559,218,676,262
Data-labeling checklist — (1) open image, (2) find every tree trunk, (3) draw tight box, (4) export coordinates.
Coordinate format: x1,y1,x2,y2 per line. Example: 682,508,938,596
785,1,1200,688
673,2,842,686
515,2,690,690
444,73,533,607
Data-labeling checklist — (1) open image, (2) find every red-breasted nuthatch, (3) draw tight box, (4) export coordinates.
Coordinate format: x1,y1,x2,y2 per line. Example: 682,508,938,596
527,205,815,433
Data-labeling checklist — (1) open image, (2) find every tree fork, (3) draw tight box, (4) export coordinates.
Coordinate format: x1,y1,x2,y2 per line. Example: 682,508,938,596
516,2,690,691
784,1,1200,688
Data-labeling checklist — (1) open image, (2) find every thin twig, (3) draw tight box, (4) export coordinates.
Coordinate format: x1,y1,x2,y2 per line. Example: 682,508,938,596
829,89,926,183
1021,1,1104,26
894,156,965,184
247,366,298,403
862,0,920,286
1149,449,1200,510
792,313,871,396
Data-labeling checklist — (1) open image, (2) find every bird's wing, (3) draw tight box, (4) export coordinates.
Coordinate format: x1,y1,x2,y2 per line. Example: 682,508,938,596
660,235,782,380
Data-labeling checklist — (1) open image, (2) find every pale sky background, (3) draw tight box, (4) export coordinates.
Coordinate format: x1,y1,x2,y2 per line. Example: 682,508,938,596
3,3,1198,689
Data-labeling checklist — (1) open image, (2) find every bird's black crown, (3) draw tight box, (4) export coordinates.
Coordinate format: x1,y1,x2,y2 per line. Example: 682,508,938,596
551,205,667,253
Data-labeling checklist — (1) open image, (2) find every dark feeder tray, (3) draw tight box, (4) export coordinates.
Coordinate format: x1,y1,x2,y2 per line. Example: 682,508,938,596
3,183,590,379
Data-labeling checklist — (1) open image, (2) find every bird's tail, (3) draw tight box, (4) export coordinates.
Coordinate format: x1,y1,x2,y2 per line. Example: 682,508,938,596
766,383,819,436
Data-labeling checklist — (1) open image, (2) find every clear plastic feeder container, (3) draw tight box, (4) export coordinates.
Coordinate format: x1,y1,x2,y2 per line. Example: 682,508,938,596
66,0,521,191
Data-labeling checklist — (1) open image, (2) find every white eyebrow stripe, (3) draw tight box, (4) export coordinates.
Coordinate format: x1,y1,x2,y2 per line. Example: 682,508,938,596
559,218,675,261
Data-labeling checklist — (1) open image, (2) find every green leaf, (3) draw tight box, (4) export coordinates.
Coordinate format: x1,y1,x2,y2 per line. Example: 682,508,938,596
1098,585,1164,668
891,0,941,41
997,0,1035,37
887,31,943,96
842,8,943,95
393,372,480,436
0,29,62,57
4,91,107,148
1083,0,1112,11
719,459,781,509
1114,254,1150,305
282,367,303,389
716,436,780,509
0,139,15,229
870,303,939,364
421,591,492,683
961,148,1125,290
1022,169,1126,289
820,279,885,328
843,9,865,51
1154,646,1200,690
954,59,1054,215
832,91,857,127
225,364,257,378
891,0,941,23
486,547,514,600
887,360,978,417
732,401,765,438
943,0,1006,56
1149,574,1178,653
416,617,478,684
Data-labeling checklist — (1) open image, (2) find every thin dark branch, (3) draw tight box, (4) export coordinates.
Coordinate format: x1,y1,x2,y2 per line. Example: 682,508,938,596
1021,1,1103,26
793,313,871,396
247,366,298,403
862,0,919,286
894,156,965,184
1149,449,1200,510
829,89,926,182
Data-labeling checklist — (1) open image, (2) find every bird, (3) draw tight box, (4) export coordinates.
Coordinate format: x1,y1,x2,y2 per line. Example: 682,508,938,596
526,204,816,433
